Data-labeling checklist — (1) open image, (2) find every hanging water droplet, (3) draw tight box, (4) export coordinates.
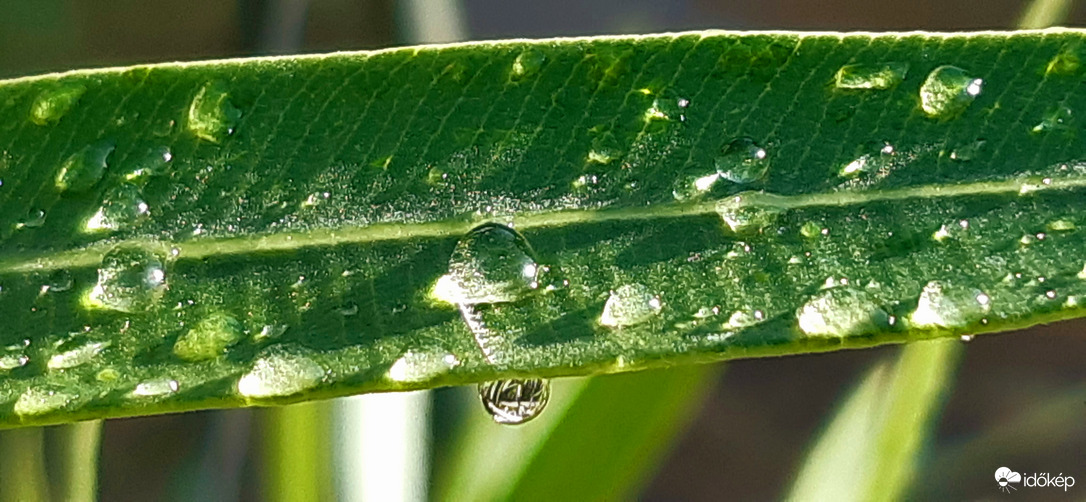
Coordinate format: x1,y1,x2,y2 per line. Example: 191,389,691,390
173,312,244,361
84,183,150,232
130,378,180,398
511,49,545,79
797,287,890,337
714,137,769,184
715,191,783,233
919,65,983,118
47,340,110,370
948,139,986,162
478,378,550,425
14,386,74,417
30,82,86,125
432,223,539,305
89,245,168,313
599,283,662,328
55,140,115,193
1031,106,1074,133
910,280,990,328
187,81,241,143
834,62,908,89
236,346,325,399
387,349,460,383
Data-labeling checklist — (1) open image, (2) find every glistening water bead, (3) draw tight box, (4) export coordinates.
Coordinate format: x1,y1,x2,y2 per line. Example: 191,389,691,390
436,222,551,425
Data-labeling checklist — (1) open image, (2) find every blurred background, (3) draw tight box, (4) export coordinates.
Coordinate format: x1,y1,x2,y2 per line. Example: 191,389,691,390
0,1,1084,500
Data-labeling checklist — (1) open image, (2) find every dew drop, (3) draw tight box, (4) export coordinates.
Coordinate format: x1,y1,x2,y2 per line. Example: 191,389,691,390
85,183,150,232
89,245,168,313
0,343,29,371
187,82,241,143
840,141,895,177
55,140,115,193
643,95,689,123
797,287,890,337
130,378,180,398
599,283,662,328
14,386,74,417
432,223,539,305
124,146,173,181
1046,45,1083,76
47,340,110,370
1031,106,1074,133
173,312,244,361
30,82,86,125
511,49,545,79
948,139,986,162
800,221,823,239
910,280,990,329
671,172,722,200
387,349,460,383
478,378,550,425
1047,219,1076,232
16,209,47,230
959,334,974,343
715,191,783,233
236,346,325,399
919,65,983,118
834,62,908,89
714,137,769,184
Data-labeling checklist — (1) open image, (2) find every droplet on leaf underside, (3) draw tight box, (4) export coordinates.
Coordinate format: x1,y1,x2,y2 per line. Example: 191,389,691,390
834,62,908,89
236,346,325,399
88,245,168,313
187,81,241,142
55,140,115,193
909,280,990,328
14,387,74,417
796,286,891,337
84,183,150,233
130,379,180,398
599,283,662,328
47,339,110,371
478,378,550,425
30,82,86,125
840,140,895,177
432,222,539,305
173,312,245,361
1031,106,1074,134
387,349,460,383
919,65,983,118
714,137,769,184
715,191,784,233
511,49,545,79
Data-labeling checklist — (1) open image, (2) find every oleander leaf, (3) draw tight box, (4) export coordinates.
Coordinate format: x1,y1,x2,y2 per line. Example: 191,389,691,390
1,29,1086,426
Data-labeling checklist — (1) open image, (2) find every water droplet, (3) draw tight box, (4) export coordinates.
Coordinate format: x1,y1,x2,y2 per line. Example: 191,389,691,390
41,270,73,294
726,308,766,328
919,65,983,118
478,378,550,425
715,191,783,233
948,139,986,162
16,209,47,230
255,324,288,341
511,49,545,79
432,223,539,305
0,343,29,371
800,221,824,239
96,368,119,382
55,140,114,193
30,82,86,125
910,280,990,328
89,245,167,313
47,340,110,370
959,334,974,343
14,386,74,416
187,82,241,142
932,219,970,242
130,378,180,398
124,146,172,181
643,95,689,123
840,141,895,177
387,349,460,383
599,283,662,328
714,137,769,184
671,171,723,200
426,167,448,185
85,183,150,232
300,191,331,208
1047,219,1075,232
173,312,244,361
1047,45,1083,76
797,287,890,337
236,346,325,399
834,62,908,89
1031,106,1074,133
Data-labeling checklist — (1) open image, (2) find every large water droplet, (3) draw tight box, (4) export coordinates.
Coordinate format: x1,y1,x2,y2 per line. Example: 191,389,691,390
30,82,86,125
797,287,890,337
599,283,662,328
85,183,150,232
714,137,769,184
237,347,325,399
715,191,783,233
834,62,908,89
910,280,990,328
173,312,244,361
511,49,545,79
14,386,74,417
130,378,180,398
47,340,110,371
432,223,539,305
919,65,983,118
478,378,550,425
55,141,114,193
387,349,460,383
89,245,167,313
187,82,241,142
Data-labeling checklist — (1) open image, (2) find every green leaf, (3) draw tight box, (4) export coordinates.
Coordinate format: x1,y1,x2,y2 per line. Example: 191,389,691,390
2,30,1086,426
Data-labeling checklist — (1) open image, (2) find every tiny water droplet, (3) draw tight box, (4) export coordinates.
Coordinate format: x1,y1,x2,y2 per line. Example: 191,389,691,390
599,283,662,328
834,62,908,89
432,223,539,305
16,209,47,230
800,221,824,239
511,49,545,79
948,139,986,162
643,95,688,122
714,137,769,184
187,82,241,142
919,65,983,118
387,349,460,383
41,270,74,294
89,245,168,313
797,287,890,337
14,386,74,417
910,280,990,328
671,171,722,200
130,378,180,398
300,191,331,208
478,378,550,425
47,340,110,370
715,191,783,233
0,343,29,371
1046,45,1083,76
124,146,173,181
959,334,974,343
426,167,448,185
173,312,244,361
255,324,288,341
30,82,86,125
840,141,895,177
1047,219,1076,232
55,140,115,193
1031,106,1074,133
85,183,150,232
932,219,970,242
236,346,325,399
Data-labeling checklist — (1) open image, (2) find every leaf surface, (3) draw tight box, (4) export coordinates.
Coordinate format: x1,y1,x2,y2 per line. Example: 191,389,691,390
1,29,1086,426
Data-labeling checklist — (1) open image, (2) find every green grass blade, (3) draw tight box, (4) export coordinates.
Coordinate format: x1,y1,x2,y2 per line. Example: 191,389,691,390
3,30,1086,425
0,428,49,502
262,402,333,502
47,421,102,502
785,340,960,502
437,366,717,501
1019,0,1075,29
